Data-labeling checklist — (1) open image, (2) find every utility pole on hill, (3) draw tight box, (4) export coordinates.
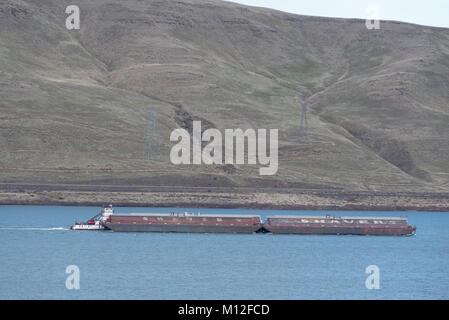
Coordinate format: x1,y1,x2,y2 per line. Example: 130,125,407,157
299,95,308,138
144,106,158,160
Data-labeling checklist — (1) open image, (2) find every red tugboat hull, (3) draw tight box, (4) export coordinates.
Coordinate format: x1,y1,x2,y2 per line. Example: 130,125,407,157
103,213,262,233
263,216,416,236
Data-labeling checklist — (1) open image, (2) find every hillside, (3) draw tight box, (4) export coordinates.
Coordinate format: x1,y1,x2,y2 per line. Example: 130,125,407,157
1,0,449,200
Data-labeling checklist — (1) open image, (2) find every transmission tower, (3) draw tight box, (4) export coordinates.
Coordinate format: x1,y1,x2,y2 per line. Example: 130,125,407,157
144,106,158,160
299,95,308,138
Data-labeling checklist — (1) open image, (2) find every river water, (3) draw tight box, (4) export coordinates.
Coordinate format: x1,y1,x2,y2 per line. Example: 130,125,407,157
0,205,448,299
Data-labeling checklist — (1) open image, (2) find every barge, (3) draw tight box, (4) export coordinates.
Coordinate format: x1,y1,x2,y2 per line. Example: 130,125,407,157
71,206,416,236
263,215,416,236
103,212,262,233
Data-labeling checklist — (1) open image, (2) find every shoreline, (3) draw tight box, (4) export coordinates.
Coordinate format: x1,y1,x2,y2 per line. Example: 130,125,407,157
0,202,447,212
0,189,448,212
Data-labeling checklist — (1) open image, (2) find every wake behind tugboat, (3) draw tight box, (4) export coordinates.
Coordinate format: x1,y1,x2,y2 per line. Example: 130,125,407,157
71,205,416,236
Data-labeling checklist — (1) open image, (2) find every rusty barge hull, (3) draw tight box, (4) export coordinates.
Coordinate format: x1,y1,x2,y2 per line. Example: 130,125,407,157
264,225,414,236
103,213,262,234
263,216,416,236
103,223,261,233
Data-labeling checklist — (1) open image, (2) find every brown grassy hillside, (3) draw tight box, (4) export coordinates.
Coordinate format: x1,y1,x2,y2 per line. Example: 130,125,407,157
1,0,448,194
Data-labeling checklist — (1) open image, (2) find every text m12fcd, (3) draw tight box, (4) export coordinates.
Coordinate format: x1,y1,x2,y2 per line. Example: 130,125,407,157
222,304,270,315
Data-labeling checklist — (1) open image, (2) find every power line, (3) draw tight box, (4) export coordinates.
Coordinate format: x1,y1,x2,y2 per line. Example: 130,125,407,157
299,95,308,138
144,106,158,160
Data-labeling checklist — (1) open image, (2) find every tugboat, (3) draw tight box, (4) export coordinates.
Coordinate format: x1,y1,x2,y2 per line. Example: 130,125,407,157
70,205,114,230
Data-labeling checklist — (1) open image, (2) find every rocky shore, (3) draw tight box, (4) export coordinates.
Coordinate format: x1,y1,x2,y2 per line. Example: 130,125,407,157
1,189,448,212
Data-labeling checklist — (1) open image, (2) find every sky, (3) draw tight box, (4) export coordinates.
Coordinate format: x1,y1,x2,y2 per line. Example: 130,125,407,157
229,0,449,29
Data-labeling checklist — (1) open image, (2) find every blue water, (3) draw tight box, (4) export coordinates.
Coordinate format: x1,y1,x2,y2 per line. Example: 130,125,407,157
0,205,448,300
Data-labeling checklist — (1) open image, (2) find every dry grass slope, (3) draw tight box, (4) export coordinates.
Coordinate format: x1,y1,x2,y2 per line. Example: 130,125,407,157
0,0,448,195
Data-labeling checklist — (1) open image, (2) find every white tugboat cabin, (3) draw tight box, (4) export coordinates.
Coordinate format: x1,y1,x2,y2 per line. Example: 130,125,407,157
70,205,114,230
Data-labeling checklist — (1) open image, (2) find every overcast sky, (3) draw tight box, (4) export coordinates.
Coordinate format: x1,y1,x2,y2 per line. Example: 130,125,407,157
229,0,449,29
